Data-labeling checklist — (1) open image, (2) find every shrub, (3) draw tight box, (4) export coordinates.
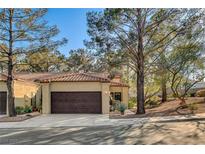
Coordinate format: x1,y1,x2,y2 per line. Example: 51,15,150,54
114,100,121,108
36,105,42,113
110,100,120,111
116,103,127,114
145,96,160,108
15,106,25,115
24,105,32,113
189,92,196,97
128,97,136,109
187,103,198,111
196,89,205,97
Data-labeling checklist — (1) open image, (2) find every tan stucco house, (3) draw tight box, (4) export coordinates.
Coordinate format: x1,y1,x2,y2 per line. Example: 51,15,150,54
0,72,129,115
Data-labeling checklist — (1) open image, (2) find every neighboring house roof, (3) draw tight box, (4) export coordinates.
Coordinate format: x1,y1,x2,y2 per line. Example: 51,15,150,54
38,73,110,83
15,72,56,81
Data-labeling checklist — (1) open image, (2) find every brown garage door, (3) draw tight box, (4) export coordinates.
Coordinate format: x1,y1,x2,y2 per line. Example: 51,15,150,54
0,92,7,114
51,92,102,113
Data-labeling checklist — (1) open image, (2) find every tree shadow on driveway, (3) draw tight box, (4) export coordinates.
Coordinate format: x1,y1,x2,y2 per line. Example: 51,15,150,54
1,120,205,145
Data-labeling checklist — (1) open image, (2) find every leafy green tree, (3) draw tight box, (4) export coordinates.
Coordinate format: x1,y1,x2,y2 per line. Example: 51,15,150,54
147,22,171,103
0,8,67,116
165,32,205,104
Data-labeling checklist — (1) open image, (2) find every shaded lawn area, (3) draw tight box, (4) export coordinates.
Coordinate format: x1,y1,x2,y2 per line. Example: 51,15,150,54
110,97,205,119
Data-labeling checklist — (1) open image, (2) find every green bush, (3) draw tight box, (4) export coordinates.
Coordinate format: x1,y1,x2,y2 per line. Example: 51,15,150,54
15,106,25,115
24,105,32,113
116,102,127,114
187,103,198,111
15,105,33,115
113,100,119,109
128,97,136,109
145,96,160,108
196,89,205,97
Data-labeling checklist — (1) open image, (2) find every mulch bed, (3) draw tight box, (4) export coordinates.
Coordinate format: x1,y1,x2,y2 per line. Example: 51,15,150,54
0,112,40,122
110,97,205,119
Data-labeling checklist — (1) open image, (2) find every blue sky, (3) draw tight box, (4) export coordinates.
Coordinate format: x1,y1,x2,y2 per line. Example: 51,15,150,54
45,8,103,57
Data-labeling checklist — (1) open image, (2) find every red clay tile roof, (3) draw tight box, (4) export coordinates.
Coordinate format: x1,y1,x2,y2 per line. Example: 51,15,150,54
38,73,110,83
0,72,129,87
0,72,55,82
110,81,129,87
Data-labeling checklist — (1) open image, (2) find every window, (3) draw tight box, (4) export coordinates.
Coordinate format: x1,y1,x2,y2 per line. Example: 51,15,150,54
110,92,122,101
114,92,121,101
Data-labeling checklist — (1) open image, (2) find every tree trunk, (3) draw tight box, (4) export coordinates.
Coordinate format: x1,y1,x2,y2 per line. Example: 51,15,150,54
137,67,145,114
0,64,3,73
161,78,167,103
7,9,16,117
136,9,145,114
179,97,186,105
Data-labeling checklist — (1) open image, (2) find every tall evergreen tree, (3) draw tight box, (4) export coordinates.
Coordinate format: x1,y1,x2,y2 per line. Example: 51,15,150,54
16,48,67,72
86,9,204,114
67,48,94,73
0,9,67,116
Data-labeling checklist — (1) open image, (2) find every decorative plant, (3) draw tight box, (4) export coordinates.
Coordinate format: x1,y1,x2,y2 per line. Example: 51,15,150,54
24,105,32,113
116,102,127,115
15,106,25,115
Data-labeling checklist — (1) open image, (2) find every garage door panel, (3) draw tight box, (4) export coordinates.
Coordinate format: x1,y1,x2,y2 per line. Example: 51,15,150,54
51,92,102,113
0,92,7,114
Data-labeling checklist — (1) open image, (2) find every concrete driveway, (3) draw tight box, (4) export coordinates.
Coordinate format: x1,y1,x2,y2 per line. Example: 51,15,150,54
0,115,6,118
0,114,147,128
1,113,205,128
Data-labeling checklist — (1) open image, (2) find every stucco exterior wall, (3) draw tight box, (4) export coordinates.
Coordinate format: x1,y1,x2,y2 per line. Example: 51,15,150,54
14,80,41,107
110,86,129,106
50,82,102,91
42,82,110,114
42,83,50,114
101,83,110,114
0,80,41,107
0,81,7,91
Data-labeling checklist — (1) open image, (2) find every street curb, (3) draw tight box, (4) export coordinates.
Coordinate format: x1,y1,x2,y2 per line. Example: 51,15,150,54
152,117,205,123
